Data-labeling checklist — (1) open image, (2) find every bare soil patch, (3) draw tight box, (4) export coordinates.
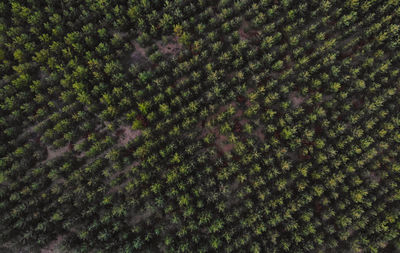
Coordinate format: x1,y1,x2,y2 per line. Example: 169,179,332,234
216,134,234,154
129,207,155,226
40,235,64,253
369,171,381,183
238,20,260,40
46,145,70,161
130,42,147,64
235,109,243,118
156,37,182,56
289,92,305,108
254,127,265,141
323,94,334,102
118,126,142,146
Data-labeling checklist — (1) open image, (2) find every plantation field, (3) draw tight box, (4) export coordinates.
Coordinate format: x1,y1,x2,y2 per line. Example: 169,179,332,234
1,0,400,252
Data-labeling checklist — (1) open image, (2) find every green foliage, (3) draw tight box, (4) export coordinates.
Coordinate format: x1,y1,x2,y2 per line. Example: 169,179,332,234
0,172,5,184
1,0,400,252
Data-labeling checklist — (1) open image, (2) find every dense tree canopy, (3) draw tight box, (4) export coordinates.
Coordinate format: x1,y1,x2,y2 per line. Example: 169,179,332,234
1,0,400,252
